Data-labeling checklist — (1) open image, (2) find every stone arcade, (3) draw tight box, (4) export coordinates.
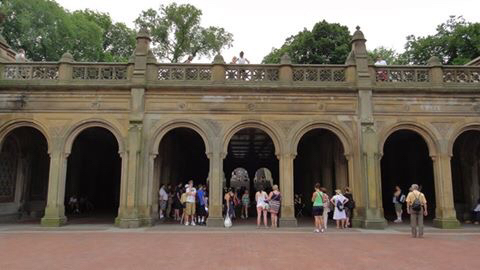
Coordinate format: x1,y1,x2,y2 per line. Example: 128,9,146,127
1,28,479,229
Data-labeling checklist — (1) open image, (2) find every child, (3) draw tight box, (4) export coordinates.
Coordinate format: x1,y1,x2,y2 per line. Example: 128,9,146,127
241,190,250,219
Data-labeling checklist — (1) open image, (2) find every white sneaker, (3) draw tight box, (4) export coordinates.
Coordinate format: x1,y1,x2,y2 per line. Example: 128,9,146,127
321,228,325,233
191,221,196,226
185,222,189,226
314,229,320,233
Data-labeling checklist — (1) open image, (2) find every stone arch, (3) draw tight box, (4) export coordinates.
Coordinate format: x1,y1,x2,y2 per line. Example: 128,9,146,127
222,121,282,156
447,123,480,156
0,119,51,153
378,122,439,157
290,121,352,157
150,119,212,156
63,119,125,154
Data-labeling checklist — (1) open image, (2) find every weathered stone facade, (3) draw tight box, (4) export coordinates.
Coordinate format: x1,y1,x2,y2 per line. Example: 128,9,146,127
1,28,479,229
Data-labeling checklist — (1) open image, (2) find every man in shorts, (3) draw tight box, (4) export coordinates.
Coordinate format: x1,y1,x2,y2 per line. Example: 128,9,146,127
158,184,168,219
185,180,197,226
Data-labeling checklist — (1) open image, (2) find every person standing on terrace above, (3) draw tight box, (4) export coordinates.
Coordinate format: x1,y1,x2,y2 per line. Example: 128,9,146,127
15,49,26,62
237,51,250,64
183,55,193,63
374,56,388,81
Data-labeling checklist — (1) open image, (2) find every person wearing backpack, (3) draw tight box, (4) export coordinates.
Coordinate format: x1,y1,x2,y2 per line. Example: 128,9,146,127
330,189,349,229
406,184,428,238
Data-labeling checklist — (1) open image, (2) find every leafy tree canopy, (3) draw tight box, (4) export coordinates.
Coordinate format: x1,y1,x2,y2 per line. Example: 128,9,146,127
134,3,233,63
262,20,351,64
0,0,135,62
402,16,480,65
368,46,406,65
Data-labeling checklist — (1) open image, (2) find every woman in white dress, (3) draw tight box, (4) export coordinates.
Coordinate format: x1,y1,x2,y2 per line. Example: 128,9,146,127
255,185,268,228
330,189,349,229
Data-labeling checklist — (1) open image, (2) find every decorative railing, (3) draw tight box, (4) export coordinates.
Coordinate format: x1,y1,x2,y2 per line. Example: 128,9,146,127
373,66,430,83
72,63,128,80
224,65,279,82
443,67,480,83
156,64,212,81
3,63,59,80
292,65,346,82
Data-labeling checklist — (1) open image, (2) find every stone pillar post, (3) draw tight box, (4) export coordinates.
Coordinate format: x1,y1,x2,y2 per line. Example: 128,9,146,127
432,153,460,228
58,52,74,82
279,153,297,226
351,26,386,229
279,54,293,82
212,54,225,82
41,139,68,227
206,150,226,226
428,56,443,85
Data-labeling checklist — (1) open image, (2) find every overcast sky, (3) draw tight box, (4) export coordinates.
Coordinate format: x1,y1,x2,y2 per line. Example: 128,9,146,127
56,0,479,63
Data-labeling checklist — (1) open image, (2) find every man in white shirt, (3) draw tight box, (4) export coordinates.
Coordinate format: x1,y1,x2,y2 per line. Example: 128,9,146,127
158,184,168,219
185,180,197,226
374,57,388,81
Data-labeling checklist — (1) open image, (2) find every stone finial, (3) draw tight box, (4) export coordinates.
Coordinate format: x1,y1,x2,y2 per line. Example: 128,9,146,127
59,52,74,63
351,25,366,43
427,56,442,67
136,27,151,41
213,54,225,64
345,51,355,65
280,53,292,65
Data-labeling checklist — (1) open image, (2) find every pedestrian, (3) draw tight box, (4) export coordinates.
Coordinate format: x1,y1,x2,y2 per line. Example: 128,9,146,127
158,184,168,219
330,189,349,229
267,185,281,228
173,183,183,221
392,186,406,223
374,56,388,81
344,187,355,227
225,188,235,219
312,183,325,233
241,189,250,219
255,185,269,228
406,184,428,238
184,55,193,63
184,180,197,226
237,51,250,64
473,198,480,225
15,49,26,62
320,187,330,230
180,185,188,224
196,185,207,225
166,184,173,219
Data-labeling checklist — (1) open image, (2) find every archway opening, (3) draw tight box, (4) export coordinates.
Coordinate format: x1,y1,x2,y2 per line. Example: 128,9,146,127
0,127,49,223
294,129,348,221
381,130,436,222
451,130,480,222
153,127,209,222
65,127,121,224
224,128,278,221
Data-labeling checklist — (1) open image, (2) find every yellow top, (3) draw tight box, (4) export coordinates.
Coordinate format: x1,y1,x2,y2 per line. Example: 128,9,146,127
405,190,427,206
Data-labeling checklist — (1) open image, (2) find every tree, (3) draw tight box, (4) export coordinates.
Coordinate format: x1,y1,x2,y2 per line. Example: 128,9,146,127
0,0,135,62
368,46,406,65
402,16,480,65
134,3,233,63
262,20,351,64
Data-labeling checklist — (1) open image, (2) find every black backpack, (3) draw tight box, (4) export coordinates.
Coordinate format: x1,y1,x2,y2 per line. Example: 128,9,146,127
336,200,344,211
411,193,422,211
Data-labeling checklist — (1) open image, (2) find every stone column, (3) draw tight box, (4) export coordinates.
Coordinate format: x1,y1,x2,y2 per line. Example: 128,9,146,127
279,153,297,226
41,141,68,227
206,150,225,227
432,154,460,228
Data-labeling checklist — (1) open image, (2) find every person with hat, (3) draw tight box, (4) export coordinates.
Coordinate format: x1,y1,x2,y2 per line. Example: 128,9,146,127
184,180,197,226
406,184,427,238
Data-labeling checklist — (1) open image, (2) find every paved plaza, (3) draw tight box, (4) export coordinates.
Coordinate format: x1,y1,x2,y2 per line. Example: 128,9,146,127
1,222,479,270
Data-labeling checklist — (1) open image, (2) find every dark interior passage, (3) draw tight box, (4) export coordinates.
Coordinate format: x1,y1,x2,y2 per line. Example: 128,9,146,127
155,128,209,188
294,129,348,216
0,127,49,221
451,130,480,222
65,127,121,221
224,128,278,192
381,130,435,221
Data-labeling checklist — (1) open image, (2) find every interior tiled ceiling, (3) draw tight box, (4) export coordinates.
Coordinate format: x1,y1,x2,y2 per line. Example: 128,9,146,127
228,128,274,160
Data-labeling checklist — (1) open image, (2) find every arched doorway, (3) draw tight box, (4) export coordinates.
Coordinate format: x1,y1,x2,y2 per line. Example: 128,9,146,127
381,130,436,222
224,128,278,221
451,130,480,222
153,127,209,222
0,127,50,222
65,127,121,224
294,129,348,219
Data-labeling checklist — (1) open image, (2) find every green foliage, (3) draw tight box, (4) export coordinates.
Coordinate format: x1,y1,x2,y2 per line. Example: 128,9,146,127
134,3,233,63
402,16,480,65
0,0,135,62
368,47,407,65
262,20,351,64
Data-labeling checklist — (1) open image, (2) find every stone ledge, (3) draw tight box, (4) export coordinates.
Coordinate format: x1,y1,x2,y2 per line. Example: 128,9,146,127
206,217,224,227
433,218,461,229
41,217,67,227
279,217,298,227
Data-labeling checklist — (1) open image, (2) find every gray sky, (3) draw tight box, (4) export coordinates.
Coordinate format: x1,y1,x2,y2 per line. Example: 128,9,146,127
56,0,479,63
